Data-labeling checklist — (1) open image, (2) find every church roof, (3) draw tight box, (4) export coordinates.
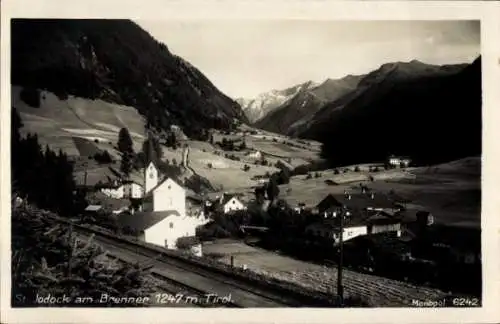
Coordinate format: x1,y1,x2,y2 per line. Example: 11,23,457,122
144,176,184,198
118,210,181,232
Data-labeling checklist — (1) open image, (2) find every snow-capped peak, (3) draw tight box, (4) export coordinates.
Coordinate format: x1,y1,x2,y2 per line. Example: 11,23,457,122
236,80,318,123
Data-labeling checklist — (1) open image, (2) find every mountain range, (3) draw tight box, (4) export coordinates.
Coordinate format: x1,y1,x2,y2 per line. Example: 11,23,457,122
240,58,481,166
11,19,247,139
236,81,320,123
251,75,364,135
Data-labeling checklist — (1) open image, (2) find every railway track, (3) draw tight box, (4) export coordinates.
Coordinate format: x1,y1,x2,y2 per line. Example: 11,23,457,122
106,252,239,308
75,229,304,307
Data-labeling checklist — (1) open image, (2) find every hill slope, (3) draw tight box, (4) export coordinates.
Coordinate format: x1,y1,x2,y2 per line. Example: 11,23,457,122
11,19,247,139
301,58,481,166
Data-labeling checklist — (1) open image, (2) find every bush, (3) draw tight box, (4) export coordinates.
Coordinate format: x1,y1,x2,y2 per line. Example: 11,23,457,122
11,204,159,307
306,173,313,180
94,139,99,143
354,166,360,172
334,169,340,175
207,163,213,169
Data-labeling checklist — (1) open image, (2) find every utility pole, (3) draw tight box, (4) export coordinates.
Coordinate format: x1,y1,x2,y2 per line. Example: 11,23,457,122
337,206,345,306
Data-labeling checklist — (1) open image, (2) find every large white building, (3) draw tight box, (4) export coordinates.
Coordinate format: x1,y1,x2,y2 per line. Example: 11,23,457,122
119,210,204,250
118,161,208,253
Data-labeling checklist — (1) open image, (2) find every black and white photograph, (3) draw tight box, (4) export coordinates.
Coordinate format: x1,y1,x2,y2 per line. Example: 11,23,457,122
1,0,500,323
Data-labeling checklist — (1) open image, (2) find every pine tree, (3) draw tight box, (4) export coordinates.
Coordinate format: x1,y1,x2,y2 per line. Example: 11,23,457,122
118,127,134,154
118,128,134,177
120,152,132,177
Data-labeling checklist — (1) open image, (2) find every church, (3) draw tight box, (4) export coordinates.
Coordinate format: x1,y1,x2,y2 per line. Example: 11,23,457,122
117,160,208,253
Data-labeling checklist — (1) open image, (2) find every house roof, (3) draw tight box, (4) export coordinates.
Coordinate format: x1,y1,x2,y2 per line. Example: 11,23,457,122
221,194,240,206
117,210,181,232
316,193,396,213
308,209,401,231
345,232,411,255
85,205,102,212
144,176,183,198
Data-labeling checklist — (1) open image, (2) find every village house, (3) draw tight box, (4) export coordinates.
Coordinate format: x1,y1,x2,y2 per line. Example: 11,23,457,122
118,210,203,253
251,174,270,185
100,183,124,199
294,202,307,214
247,150,262,159
306,192,403,244
100,180,144,200
315,192,400,216
122,180,144,199
219,193,247,214
387,155,412,168
305,209,402,245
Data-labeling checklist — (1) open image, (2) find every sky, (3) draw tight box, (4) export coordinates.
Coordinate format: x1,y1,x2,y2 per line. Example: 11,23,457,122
136,20,480,99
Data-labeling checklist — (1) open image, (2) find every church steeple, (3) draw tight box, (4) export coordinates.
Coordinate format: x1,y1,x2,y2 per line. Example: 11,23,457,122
145,160,158,194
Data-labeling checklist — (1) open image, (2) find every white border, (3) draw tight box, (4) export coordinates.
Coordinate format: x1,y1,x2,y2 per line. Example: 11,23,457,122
1,1,500,323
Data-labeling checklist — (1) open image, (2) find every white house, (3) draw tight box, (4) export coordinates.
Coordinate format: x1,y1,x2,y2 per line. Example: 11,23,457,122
247,150,262,159
100,180,144,199
220,193,246,214
118,210,204,249
123,181,144,199
100,184,125,199
305,220,368,244
306,196,402,245
388,156,411,168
